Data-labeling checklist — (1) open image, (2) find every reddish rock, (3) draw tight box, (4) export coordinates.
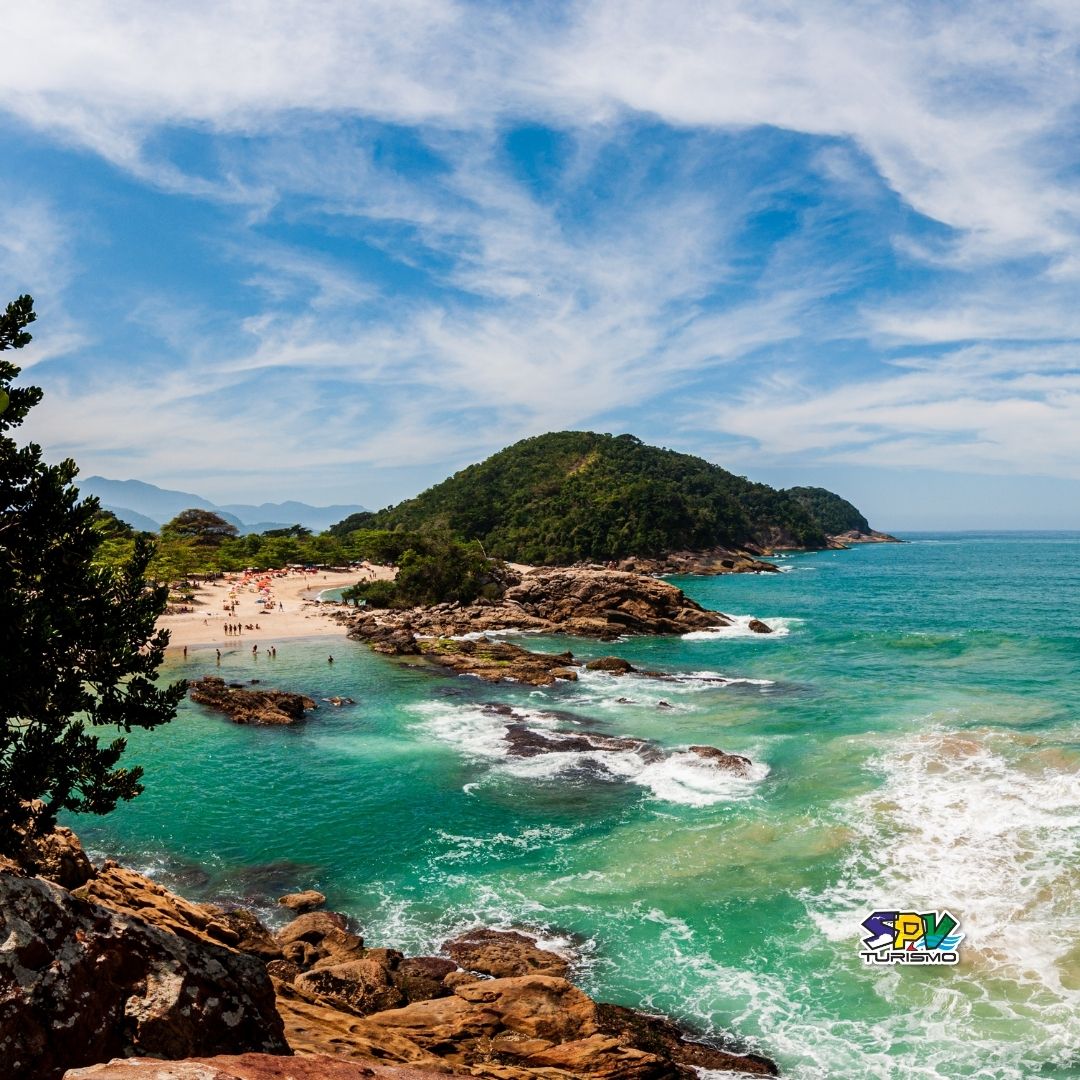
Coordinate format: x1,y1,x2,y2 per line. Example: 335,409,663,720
279,889,326,914
62,1054,448,1079
0,870,286,1080
189,677,318,725
441,928,569,979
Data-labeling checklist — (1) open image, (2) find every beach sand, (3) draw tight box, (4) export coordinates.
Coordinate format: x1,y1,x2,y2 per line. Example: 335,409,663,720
158,566,392,654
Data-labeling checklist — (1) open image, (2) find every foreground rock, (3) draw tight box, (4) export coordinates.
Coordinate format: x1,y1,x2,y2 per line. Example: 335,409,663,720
0,869,286,1080
11,829,775,1079
63,1055,447,1079
189,676,318,725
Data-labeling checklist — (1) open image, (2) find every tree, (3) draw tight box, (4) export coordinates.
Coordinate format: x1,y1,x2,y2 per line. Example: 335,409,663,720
0,295,185,854
161,508,239,544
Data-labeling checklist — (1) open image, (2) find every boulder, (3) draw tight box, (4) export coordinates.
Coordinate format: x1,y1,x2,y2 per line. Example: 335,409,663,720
275,910,366,969
279,889,326,914
585,657,636,674
295,952,407,1016
0,870,286,1080
18,825,95,889
442,929,569,979
687,746,753,775
415,638,583,687
188,676,318,725
747,619,773,634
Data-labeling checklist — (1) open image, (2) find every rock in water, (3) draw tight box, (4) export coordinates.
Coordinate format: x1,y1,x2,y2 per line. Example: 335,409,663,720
279,889,327,914
189,676,318,725
0,869,286,1080
688,746,754,775
747,619,773,634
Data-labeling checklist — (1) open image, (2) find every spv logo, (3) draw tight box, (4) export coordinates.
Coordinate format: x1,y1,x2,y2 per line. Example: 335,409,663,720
859,910,963,965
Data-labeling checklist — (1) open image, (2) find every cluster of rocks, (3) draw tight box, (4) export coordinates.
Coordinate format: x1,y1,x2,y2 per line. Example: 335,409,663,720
827,529,901,546
189,677,318,725
481,702,756,777
613,549,780,575
348,568,735,642
0,830,776,1080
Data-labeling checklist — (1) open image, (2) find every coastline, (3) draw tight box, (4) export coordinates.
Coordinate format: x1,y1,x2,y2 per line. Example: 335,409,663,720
157,567,393,652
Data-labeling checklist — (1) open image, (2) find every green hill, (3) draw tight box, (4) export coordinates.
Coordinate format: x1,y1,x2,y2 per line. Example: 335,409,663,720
786,486,870,535
354,432,872,565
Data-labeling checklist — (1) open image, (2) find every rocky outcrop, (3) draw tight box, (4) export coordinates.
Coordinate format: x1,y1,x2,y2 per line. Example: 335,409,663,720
441,929,569,979
189,677,318,725
279,972,776,1080
9,829,775,1080
747,619,773,634
0,869,286,1080
616,549,780,575
63,1055,448,1079
827,529,900,546
349,568,733,644
504,724,658,761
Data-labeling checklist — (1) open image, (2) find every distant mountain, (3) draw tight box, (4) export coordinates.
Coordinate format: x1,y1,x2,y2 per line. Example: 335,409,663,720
78,476,366,534
359,431,876,564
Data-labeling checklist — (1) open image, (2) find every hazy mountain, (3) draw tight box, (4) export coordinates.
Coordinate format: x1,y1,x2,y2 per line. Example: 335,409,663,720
79,476,366,534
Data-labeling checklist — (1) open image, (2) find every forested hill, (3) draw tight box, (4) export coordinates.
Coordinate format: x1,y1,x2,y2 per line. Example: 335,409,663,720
786,486,870,535
358,432,874,565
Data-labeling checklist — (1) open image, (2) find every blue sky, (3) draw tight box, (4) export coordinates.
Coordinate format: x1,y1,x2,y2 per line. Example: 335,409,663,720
2,1,1079,529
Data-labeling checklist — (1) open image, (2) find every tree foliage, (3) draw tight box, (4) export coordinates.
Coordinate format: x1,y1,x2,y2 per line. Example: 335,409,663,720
161,508,239,544
785,486,870,535
342,530,514,608
352,431,848,564
0,296,185,853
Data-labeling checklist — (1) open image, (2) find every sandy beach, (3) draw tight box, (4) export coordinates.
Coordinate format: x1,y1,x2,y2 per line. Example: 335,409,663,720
158,566,392,654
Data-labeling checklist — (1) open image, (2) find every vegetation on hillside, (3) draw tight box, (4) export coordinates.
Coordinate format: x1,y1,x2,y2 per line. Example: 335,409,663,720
785,486,870,535
360,432,841,564
342,530,515,608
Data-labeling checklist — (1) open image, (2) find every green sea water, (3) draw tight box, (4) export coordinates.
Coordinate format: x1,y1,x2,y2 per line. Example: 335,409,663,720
74,533,1080,1079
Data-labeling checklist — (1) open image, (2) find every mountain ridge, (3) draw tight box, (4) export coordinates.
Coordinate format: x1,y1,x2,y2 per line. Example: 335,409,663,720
79,476,366,534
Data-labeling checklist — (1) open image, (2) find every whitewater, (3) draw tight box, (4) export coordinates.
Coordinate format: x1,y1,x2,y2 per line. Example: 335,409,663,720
77,532,1080,1078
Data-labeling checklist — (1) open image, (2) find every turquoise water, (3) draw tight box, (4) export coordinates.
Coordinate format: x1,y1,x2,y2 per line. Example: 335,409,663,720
75,533,1080,1078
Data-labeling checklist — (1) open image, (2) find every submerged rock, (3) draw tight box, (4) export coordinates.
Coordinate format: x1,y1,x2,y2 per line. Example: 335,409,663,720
687,746,754,775
189,676,318,725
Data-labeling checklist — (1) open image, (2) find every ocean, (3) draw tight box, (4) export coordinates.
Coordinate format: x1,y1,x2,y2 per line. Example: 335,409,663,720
74,532,1080,1078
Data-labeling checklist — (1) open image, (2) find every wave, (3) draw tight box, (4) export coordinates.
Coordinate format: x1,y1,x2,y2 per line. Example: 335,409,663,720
408,701,767,807
683,615,798,640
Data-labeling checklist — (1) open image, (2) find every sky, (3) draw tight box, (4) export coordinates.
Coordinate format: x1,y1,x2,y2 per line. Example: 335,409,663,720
2,1,1080,530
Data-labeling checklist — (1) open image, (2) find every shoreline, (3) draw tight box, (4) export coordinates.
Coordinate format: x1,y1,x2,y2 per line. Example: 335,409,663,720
157,566,393,653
